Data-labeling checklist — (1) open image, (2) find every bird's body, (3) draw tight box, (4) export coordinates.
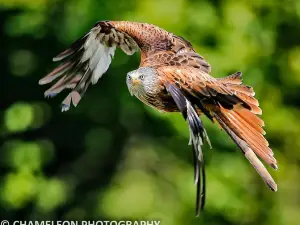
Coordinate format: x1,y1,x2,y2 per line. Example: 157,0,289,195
39,21,278,216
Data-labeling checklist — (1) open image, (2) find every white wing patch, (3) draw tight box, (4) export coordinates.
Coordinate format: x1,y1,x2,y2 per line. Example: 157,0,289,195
39,21,139,111
93,45,116,84
82,31,116,84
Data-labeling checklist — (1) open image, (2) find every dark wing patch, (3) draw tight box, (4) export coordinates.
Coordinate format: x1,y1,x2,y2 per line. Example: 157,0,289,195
158,66,257,113
39,21,139,111
165,83,210,216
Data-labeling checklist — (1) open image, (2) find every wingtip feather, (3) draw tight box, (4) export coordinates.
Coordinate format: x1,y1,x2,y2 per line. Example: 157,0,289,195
61,104,70,112
53,49,74,62
39,79,48,85
44,92,58,98
39,75,59,85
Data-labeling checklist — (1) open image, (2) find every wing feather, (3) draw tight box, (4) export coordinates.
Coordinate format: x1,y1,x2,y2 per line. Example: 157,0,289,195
39,21,139,111
165,83,209,216
157,66,253,110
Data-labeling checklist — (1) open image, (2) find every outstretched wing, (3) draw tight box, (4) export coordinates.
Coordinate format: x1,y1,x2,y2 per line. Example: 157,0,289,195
39,21,139,111
157,66,278,191
165,82,210,216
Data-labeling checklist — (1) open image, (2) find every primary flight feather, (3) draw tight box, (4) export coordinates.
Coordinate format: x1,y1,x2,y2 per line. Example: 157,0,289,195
39,21,278,216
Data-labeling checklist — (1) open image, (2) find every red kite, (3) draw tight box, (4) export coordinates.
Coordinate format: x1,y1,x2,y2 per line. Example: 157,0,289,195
39,21,278,216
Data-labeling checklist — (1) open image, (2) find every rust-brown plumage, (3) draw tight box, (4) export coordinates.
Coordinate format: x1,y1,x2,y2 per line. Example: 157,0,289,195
39,21,278,216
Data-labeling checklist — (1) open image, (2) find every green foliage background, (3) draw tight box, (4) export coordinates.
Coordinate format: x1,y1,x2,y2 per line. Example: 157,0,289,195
1,0,300,224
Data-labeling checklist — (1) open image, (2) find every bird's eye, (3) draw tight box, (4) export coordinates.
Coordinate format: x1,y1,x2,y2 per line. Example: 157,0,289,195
139,75,145,80
127,75,132,80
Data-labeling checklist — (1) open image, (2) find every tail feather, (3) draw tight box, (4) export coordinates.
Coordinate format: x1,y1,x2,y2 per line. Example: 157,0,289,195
231,110,273,160
218,105,276,168
248,103,262,115
235,107,264,127
235,109,265,135
213,70,278,188
215,113,277,191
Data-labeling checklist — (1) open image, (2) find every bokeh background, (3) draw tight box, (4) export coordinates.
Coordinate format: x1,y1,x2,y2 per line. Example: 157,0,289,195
1,0,300,224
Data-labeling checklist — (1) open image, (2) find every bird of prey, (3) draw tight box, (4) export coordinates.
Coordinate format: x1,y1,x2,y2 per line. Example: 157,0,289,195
39,21,278,216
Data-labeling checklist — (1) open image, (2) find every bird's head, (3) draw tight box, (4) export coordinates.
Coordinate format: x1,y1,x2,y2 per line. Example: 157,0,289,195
126,67,159,96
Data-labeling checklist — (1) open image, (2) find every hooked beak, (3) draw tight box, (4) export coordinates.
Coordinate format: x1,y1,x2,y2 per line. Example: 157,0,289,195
128,78,141,96
132,78,141,86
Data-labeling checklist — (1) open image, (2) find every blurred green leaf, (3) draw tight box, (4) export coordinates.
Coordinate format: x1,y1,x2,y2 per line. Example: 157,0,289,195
1,171,37,209
4,102,34,133
36,178,69,213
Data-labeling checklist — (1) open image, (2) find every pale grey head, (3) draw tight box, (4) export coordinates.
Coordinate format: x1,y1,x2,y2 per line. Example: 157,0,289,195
126,67,160,97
